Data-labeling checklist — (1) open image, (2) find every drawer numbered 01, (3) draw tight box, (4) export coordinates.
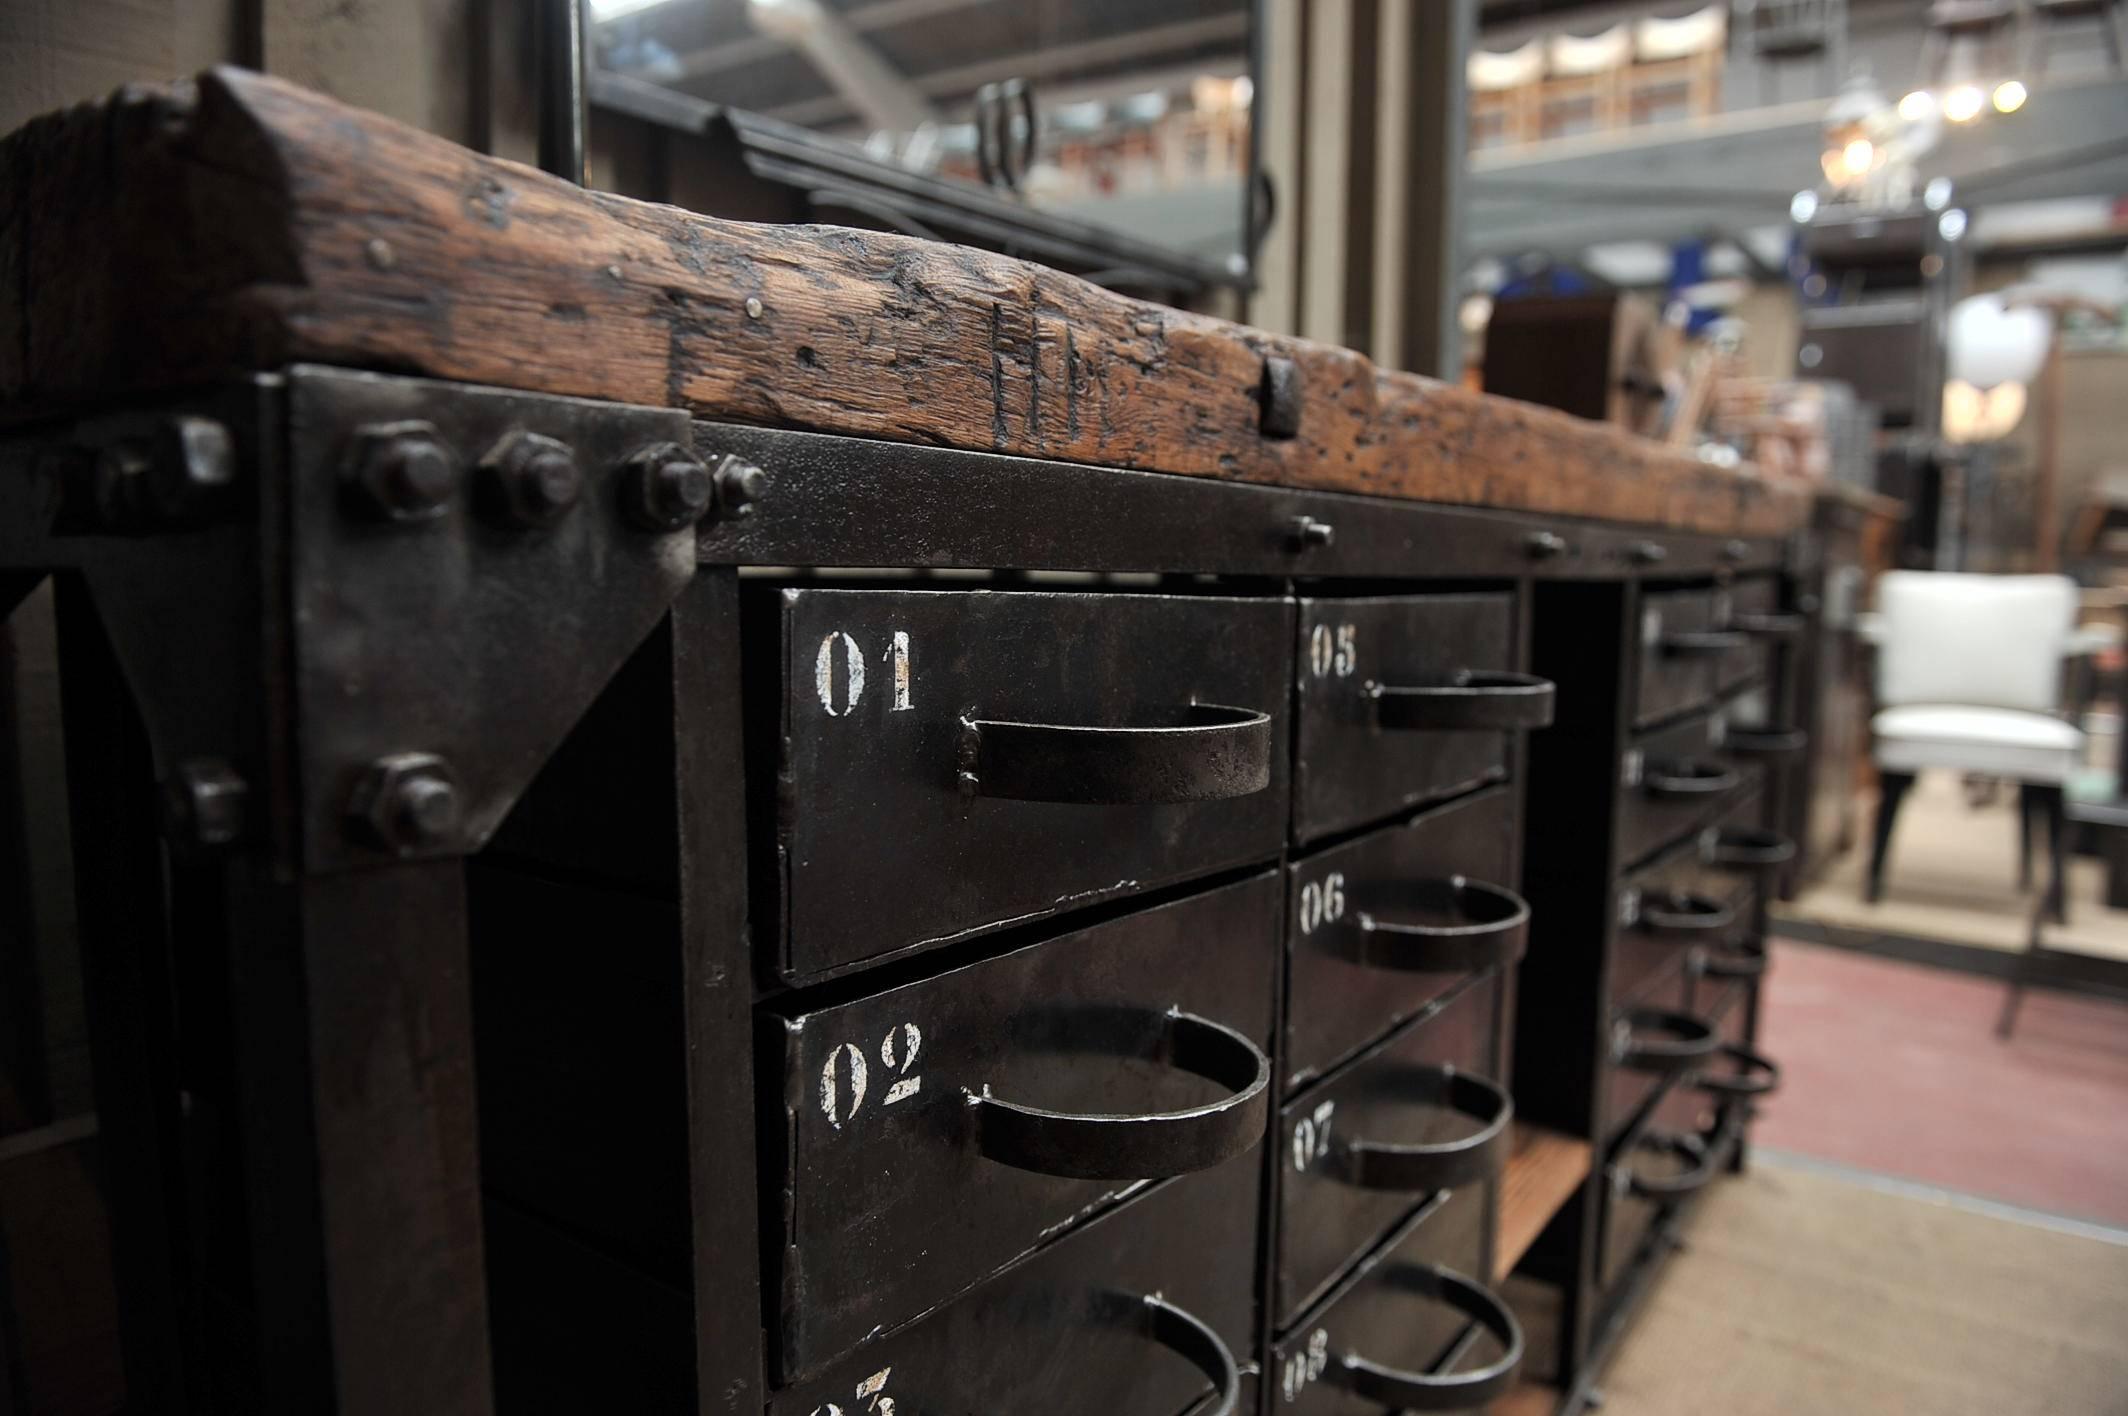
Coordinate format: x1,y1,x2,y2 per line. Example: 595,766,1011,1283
767,872,1279,1377
1293,595,1553,843
759,588,1292,981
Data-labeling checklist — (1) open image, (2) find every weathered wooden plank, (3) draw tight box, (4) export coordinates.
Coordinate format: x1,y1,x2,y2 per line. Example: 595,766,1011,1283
0,68,1809,535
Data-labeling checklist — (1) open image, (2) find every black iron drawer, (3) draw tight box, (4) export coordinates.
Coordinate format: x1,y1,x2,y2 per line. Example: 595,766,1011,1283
1284,785,1523,1089
770,1160,1260,1416
1276,972,1509,1327
1270,1186,1522,1413
767,871,1279,1377
1633,587,1733,728
1603,956,1697,1143
758,587,1292,981
1293,593,1545,844
1616,709,1755,869
1613,836,1746,1014
1714,578,1798,695
1598,986,1769,1297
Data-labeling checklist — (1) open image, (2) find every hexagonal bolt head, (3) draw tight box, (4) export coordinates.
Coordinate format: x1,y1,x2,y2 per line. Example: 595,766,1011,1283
713,457,769,519
346,421,459,521
347,753,464,854
621,442,714,532
161,758,249,850
479,429,584,527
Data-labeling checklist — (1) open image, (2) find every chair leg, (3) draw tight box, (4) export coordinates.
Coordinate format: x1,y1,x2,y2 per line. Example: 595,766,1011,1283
1996,894,2044,1039
2041,783,2070,924
1867,771,1916,905
2018,783,2036,892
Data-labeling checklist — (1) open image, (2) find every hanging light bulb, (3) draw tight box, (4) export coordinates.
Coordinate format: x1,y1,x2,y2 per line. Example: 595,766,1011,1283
1898,90,1936,120
1943,84,1985,122
1841,138,1876,176
1992,79,2028,113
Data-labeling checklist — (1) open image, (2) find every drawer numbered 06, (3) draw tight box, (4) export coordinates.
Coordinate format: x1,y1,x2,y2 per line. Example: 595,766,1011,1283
757,588,1292,981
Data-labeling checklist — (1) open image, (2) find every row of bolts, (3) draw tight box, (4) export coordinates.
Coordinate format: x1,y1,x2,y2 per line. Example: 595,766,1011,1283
110,414,767,858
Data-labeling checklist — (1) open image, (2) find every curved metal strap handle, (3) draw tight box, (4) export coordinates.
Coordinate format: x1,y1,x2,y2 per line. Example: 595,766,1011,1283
1093,1292,1240,1416
1643,759,1740,799
1366,671,1557,732
1622,1127,1723,1200
1731,611,1805,638
1660,629,1747,657
1703,826,1797,872
1336,1068,1514,1193
1694,945,1769,982
1722,725,1808,757
1328,877,1531,974
1614,1007,1719,1076
1332,1265,1525,1411
959,703,1272,804
970,1008,1270,1179
1637,891,1735,936
1692,1040,1781,1099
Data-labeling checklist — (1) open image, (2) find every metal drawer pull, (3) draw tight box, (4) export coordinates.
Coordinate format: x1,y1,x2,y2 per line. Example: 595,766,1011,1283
970,1008,1270,1179
1731,611,1805,638
1721,724,1807,757
1621,1126,1725,1199
1694,945,1769,981
1337,1067,1514,1193
1615,1007,1719,1075
1692,1041,1781,1099
1637,892,1734,936
958,703,1272,804
1659,629,1747,657
1705,826,1796,871
1335,877,1530,973
1366,671,1557,732
1332,1264,1525,1411
1095,1292,1240,1416
1642,759,1739,798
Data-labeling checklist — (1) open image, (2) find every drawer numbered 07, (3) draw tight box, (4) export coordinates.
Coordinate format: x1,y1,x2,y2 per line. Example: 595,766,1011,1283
755,588,1292,981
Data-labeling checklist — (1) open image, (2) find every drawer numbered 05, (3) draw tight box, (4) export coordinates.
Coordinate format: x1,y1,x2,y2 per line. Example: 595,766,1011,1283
1292,594,1552,844
759,587,1292,981
767,871,1279,1378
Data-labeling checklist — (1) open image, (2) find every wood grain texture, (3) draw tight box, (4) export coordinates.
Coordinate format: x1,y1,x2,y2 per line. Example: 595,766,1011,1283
0,68,1810,536
1496,1121,1593,1281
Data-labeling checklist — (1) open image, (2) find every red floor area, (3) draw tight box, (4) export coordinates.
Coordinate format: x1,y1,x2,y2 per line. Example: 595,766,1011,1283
1755,939,2128,1228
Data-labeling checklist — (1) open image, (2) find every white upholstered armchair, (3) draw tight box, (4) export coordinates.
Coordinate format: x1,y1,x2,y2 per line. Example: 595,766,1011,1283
1864,572,2084,918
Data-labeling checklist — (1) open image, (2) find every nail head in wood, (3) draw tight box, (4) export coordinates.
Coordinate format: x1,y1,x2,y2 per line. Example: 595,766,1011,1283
1258,355,1301,439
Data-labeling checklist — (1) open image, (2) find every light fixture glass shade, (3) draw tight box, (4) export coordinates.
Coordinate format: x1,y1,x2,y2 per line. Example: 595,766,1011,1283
1947,295,2052,389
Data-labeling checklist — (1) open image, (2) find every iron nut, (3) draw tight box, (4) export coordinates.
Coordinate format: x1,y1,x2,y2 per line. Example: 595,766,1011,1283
161,758,248,850
479,429,583,527
347,752,463,854
713,456,768,518
1289,515,1334,550
346,421,459,521
621,442,715,532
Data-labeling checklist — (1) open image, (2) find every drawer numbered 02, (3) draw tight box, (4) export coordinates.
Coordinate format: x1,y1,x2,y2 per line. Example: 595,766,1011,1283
760,588,1292,981
1293,595,1553,843
767,872,1279,1378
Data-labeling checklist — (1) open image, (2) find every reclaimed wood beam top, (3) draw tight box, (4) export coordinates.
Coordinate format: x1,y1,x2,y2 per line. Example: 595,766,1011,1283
1,68,1808,537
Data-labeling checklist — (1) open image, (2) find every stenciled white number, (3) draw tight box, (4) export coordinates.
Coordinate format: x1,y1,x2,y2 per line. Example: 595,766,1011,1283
820,1024,924,1128
1291,1100,1337,1172
1310,623,1358,679
811,1366,896,1416
814,630,916,715
1297,871,1347,935
1282,1329,1331,1402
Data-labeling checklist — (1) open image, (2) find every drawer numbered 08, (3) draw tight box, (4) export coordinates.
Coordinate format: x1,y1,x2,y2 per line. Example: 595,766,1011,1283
757,588,1293,981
